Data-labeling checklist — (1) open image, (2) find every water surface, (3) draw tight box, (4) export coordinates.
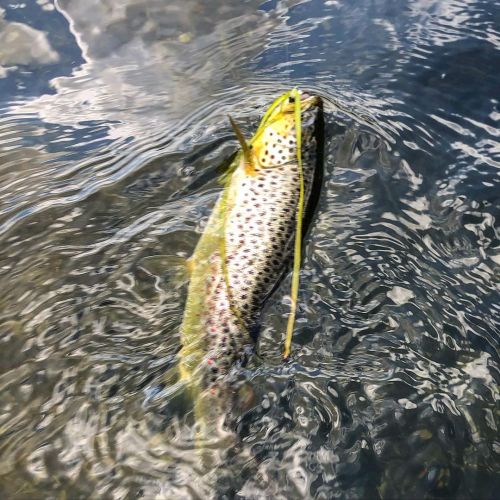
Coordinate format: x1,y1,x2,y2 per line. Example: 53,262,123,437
0,0,499,498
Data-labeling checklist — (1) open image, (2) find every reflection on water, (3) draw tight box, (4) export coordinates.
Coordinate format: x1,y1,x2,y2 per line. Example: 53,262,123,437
0,0,498,498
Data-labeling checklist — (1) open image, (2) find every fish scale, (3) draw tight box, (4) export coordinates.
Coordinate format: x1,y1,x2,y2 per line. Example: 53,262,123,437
179,91,323,440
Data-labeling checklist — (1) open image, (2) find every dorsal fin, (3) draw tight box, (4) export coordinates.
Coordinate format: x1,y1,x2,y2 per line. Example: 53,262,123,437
228,115,253,167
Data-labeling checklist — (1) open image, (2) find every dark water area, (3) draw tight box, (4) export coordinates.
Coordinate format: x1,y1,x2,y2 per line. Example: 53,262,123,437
0,0,499,498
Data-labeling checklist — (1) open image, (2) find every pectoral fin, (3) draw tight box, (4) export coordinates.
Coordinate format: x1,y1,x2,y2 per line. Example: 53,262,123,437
228,115,254,169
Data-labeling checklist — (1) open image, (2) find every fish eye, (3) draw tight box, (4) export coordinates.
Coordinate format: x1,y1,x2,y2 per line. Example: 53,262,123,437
288,96,295,103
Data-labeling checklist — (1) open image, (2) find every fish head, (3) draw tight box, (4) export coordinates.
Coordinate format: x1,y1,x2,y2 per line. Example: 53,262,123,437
250,90,323,169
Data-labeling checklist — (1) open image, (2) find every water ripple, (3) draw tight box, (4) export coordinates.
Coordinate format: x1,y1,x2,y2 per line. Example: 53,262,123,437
0,0,498,498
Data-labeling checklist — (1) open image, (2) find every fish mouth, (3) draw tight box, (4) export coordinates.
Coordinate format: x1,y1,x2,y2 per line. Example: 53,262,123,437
299,91,322,109
287,91,322,107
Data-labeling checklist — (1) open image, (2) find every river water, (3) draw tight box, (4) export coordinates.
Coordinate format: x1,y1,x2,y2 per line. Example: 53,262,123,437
0,1,499,498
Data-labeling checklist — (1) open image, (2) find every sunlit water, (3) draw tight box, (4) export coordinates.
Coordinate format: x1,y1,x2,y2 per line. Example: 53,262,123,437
0,0,499,498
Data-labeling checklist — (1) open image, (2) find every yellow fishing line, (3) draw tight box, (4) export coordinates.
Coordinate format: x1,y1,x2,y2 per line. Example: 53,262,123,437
284,88,304,359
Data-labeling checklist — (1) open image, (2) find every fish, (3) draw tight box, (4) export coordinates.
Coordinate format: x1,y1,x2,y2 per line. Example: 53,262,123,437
178,89,324,448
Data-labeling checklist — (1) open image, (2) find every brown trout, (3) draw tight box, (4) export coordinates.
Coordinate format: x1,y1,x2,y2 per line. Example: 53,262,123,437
178,89,323,444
